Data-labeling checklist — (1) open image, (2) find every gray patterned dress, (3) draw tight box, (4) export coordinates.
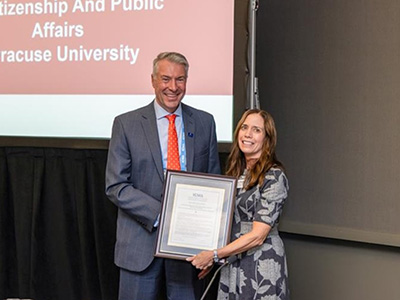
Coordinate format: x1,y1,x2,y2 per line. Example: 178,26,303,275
218,168,290,300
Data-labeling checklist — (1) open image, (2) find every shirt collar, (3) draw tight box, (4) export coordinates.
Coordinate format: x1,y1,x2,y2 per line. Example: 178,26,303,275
154,100,182,120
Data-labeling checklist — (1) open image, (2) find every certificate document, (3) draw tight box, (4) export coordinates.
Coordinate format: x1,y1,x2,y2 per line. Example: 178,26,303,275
155,171,236,260
168,184,225,250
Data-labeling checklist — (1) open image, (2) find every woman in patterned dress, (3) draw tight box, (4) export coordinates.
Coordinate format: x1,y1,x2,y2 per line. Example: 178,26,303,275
187,109,290,300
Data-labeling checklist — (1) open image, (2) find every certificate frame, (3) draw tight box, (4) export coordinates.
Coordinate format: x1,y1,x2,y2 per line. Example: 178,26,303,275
155,170,237,260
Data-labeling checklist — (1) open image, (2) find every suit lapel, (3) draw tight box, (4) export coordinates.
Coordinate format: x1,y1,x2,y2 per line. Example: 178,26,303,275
141,103,164,181
183,104,195,172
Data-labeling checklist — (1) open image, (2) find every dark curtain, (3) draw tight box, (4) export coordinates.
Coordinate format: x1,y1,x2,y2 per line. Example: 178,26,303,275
0,147,119,300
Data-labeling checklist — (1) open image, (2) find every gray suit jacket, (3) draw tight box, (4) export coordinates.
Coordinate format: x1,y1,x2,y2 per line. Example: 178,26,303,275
106,101,221,272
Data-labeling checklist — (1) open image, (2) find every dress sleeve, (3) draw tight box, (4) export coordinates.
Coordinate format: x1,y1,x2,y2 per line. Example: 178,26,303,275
253,168,289,227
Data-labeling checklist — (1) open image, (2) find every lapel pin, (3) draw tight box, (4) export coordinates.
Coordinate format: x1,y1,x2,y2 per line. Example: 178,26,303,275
188,132,194,137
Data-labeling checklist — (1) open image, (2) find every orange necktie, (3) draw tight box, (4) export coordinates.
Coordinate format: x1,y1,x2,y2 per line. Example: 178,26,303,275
166,114,181,170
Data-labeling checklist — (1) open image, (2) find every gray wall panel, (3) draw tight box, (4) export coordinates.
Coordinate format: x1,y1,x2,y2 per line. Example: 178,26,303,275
257,0,400,246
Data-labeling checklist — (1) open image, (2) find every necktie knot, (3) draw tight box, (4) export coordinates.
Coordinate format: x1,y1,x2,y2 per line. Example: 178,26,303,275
166,114,176,124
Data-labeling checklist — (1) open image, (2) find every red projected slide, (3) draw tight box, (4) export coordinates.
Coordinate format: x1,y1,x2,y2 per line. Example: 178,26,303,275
0,0,234,141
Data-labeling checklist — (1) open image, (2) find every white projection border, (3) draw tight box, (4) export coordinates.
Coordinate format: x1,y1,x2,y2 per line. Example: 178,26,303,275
0,95,233,142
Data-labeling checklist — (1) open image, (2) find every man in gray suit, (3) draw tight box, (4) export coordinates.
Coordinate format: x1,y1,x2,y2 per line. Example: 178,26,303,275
106,52,221,300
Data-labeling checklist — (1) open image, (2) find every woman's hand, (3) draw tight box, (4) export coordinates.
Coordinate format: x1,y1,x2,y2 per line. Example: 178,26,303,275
198,266,213,280
186,250,214,270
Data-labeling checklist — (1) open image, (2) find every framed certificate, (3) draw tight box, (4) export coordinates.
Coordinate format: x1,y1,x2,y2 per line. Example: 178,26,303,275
155,170,237,260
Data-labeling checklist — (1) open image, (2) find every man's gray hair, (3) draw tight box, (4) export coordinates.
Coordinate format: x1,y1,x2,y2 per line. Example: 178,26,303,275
152,52,189,77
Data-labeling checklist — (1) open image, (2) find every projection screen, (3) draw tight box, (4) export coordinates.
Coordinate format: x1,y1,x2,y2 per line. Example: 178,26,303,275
0,0,236,145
